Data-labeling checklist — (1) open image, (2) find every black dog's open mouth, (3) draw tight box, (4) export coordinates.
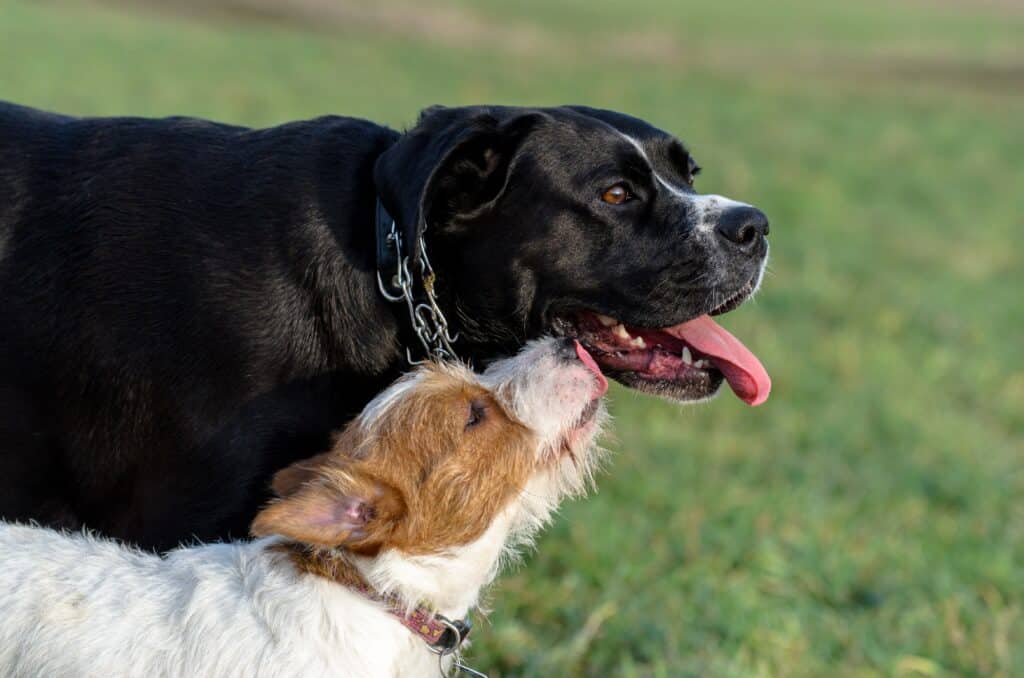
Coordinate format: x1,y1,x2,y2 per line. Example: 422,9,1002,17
552,279,771,405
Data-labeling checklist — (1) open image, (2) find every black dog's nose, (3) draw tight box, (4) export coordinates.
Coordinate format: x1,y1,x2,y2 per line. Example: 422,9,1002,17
715,206,769,250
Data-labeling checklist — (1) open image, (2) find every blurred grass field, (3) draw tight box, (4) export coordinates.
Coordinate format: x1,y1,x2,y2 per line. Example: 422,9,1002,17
2,0,1022,674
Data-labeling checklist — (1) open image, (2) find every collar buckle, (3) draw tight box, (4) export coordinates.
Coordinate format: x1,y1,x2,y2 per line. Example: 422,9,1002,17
428,616,473,655
428,616,486,678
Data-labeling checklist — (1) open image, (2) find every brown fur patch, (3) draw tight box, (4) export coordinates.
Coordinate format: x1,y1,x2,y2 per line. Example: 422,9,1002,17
269,450,334,497
252,364,538,559
271,542,368,590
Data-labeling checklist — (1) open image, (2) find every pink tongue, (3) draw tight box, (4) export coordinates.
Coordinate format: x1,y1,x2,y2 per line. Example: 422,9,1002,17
664,315,771,406
574,340,609,397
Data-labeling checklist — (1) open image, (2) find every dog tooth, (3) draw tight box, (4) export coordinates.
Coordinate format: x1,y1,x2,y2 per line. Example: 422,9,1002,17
681,346,693,365
595,314,618,327
612,324,630,340
694,359,708,368
630,336,647,349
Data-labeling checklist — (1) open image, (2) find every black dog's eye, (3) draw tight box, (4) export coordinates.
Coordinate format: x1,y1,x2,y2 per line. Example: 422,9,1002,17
601,183,633,205
466,399,487,430
687,163,702,187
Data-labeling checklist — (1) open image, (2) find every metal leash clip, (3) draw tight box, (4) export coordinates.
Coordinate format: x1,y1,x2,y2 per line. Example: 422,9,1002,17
375,220,459,364
429,617,487,678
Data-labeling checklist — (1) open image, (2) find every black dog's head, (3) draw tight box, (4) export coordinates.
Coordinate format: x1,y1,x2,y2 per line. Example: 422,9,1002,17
374,105,771,406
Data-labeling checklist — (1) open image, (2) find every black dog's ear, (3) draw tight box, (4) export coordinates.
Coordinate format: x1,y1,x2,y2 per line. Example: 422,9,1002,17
373,107,546,258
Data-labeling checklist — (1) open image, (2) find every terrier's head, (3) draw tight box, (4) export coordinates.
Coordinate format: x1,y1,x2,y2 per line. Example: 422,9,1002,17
252,337,608,573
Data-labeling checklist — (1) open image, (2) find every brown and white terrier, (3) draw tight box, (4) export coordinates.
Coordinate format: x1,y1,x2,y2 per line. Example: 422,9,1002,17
0,337,607,678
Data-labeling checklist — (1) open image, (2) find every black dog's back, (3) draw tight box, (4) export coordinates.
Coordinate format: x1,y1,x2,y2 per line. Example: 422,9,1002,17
0,102,401,549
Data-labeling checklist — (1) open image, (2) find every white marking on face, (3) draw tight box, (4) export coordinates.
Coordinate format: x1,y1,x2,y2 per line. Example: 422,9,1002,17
686,193,751,234
619,132,751,234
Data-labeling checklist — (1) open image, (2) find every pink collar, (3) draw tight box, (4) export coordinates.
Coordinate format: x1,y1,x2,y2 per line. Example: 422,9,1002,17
349,582,472,653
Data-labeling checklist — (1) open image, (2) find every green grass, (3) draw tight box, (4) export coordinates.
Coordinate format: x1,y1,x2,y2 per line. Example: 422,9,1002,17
2,0,1022,674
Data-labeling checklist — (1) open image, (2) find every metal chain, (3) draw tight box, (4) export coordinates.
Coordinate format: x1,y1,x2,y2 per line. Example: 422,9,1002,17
376,220,459,364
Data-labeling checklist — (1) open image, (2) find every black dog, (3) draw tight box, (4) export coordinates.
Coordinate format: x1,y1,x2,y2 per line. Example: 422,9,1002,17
0,102,771,551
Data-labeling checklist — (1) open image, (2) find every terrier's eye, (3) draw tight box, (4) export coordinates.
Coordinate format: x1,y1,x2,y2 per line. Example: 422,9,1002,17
601,183,632,205
466,399,487,430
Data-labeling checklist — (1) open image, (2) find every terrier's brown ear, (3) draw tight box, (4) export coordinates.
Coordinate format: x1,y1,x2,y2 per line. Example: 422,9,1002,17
270,452,334,498
271,427,369,498
252,472,405,552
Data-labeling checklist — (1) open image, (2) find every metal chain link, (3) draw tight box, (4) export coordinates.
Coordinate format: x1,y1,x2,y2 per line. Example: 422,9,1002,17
376,220,459,364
